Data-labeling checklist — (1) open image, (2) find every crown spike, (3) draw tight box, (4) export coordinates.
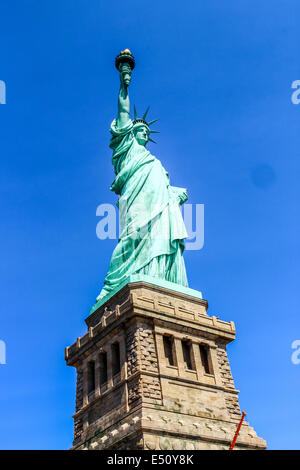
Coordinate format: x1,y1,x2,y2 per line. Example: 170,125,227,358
148,137,157,144
143,106,150,120
149,130,160,134
134,105,138,120
148,119,159,126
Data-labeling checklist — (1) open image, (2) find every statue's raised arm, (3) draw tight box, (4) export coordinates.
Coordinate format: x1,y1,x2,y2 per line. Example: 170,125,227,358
115,50,135,128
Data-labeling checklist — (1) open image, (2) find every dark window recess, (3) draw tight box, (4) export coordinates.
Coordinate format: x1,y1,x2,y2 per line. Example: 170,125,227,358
163,336,174,366
87,361,95,393
199,345,211,374
99,352,108,384
112,342,121,376
182,341,194,370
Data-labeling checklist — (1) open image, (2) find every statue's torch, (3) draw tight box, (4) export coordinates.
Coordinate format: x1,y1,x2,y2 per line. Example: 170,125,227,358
115,49,135,86
115,49,135,70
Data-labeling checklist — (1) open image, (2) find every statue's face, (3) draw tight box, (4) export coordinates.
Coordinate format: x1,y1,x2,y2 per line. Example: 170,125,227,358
120,63,132,86
134,125,149,146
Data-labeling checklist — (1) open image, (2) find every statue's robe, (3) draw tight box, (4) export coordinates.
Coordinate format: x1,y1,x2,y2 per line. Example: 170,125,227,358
97,118,188,300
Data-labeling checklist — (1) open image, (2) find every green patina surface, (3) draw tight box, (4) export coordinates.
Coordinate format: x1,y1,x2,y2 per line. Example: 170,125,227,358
95,50,192,305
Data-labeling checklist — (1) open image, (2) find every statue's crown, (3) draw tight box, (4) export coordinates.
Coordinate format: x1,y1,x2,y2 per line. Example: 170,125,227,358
132,106,159,143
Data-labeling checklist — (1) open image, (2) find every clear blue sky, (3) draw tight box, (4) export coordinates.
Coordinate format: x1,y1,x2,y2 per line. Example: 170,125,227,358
0,0,299,450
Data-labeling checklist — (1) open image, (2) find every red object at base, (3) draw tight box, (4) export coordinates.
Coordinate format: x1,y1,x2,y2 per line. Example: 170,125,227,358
229,411,247,450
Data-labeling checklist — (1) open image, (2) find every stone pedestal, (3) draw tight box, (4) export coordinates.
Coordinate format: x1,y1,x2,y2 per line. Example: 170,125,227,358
65,276,266,450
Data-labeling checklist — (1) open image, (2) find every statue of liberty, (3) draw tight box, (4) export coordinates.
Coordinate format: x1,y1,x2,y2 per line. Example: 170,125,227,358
96,50,189,302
